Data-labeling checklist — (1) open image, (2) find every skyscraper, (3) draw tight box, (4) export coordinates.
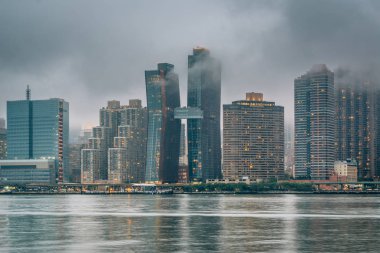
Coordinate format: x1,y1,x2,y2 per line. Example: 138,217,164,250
118,100,147,183
81,99,147,183
187,47,222,181
7,87,69,183
92,126,112,180
335,82,369,178
223,92,284,180
294,65,335,180
100,100,121,146
145,63,181,183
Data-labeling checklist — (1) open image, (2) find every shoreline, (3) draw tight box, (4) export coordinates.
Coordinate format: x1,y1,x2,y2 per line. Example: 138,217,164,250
2,191,380,195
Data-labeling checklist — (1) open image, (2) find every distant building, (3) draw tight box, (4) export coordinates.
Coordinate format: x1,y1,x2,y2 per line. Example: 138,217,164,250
69,143,85,183
119,100,147,182
0,159,56,185
81,149,101,183
0,122,6,160
294,65,335,180
92,126,112,180
223,92,284,180
107,99,147,184
100,100,121,144
284,123,294,178
6,86,69,183
335,80,380,179
80,127,110,183
81,99,147,184
77,129,92,145
145,63,181,183
178,123,188,183
108,147,127,183
333,159,358,182
0,118,5,128
187,47,222,181
108,128,127,184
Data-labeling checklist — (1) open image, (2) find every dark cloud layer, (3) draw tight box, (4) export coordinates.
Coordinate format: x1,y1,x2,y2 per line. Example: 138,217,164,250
1,0,380,140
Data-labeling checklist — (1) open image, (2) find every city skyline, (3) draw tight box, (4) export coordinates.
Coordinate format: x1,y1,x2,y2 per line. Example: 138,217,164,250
1,0,380,138
2,2,380,252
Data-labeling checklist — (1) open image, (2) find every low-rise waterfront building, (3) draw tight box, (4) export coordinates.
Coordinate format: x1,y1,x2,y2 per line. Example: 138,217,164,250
0,159,56,185
333,159,358,182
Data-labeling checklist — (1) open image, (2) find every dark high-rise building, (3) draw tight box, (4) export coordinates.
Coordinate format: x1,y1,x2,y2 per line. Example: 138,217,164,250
223,93,284,180
284,123,295,177
145,63,181,183
0,118,6,160
335,79,375,178
178,123,188,183
92,126,112,180
69,143,85,183
6,86,69,183
187,47,221,181
294,65,335,180
375,90,380,178
100,100,121,146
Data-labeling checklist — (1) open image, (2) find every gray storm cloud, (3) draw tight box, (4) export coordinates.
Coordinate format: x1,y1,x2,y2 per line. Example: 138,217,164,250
0,0,380,140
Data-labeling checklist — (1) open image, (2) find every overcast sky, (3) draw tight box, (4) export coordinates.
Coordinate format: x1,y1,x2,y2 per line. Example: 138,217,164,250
1,0,380,139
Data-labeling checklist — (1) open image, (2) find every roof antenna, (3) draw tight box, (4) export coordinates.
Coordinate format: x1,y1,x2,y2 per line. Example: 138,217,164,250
26,85,31,100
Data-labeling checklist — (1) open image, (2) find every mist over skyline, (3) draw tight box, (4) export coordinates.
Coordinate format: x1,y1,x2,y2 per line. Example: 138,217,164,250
1,0,380,139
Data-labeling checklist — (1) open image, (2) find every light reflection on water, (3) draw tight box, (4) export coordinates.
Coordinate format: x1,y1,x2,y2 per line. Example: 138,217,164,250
0,194,379,253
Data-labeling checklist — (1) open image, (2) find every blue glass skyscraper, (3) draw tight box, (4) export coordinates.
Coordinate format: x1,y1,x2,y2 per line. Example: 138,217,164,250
145,63,181,183
187,47,222,181
7,87,69,183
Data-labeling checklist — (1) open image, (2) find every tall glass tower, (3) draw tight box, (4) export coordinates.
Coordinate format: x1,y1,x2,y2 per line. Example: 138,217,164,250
7,87,69,183
187,47,222,181
145,63,181,183
294,65,335,180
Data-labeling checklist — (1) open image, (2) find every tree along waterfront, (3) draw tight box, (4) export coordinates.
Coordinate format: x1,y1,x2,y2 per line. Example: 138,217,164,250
176,182,314,193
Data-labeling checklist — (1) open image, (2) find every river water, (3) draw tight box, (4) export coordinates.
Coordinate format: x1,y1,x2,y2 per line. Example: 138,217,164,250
0,194,379,252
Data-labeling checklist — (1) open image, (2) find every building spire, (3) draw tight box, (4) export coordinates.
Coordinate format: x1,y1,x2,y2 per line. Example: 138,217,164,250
26,85,31,100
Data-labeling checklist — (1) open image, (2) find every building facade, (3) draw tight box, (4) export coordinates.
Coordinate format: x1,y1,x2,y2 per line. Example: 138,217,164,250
119,100,147,182
6,87,69,183
69,143,85,183
0,159,56,185
223,93,284,180
187,47,222,181
335,79,380,179
178,123,188,183
92,126,112,180
0,122,6,160
81,99,147,184
100,100,121,145
108,147,127,183
294,65,335,180
333,159,358,182
81,149,101,183
145,63,181,183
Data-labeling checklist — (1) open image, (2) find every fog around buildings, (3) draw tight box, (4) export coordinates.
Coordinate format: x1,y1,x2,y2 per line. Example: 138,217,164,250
1,0,380,139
